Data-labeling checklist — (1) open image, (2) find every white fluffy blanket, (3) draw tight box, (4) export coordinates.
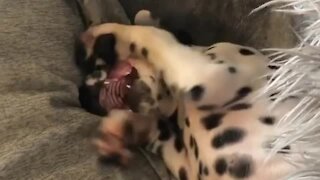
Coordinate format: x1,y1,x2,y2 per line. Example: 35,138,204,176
255,1,320,179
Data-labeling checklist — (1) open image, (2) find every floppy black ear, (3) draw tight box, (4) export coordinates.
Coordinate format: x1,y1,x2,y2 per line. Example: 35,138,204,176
93,34,118,67
74,38,86,68
74,36,98,76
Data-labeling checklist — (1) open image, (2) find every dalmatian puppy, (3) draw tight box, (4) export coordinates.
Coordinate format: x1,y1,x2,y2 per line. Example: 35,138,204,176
75,11,180,165
75,10,190,118
77,10,299,180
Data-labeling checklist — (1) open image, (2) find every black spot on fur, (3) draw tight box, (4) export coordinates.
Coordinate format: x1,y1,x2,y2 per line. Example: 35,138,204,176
190,85,205,101
129,42,136,53
159,71,172,97
199,161,203,175
207,45,216,51
269,92,279,97
238,87,252,98
168,109,180,134
260,116,275,125
189,135,194,148
268,65,280,70
162,109,184,152
239,48,255,55
283,145,291,150
212,136,224,149
142,47,148,58
194,139,199,159
185,117,190,127
269,76,277,83
166,89,171,96
179,167,188,180
207,53,216,59
174,130,185,153
228,156,253,178
201,113,225,130
229,103,252,111
228,67,237,74
224,87,252,106
203,166,209,176
269,92,279,101
198,104,216,111
157,94,163,101
215,158,227,175
159,71,165,83
278,145,291,154
157,120,171,141
212,128,246,149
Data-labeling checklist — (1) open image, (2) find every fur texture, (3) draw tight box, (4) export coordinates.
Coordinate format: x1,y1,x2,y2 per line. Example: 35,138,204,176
254,0,320,179
82,22,299,179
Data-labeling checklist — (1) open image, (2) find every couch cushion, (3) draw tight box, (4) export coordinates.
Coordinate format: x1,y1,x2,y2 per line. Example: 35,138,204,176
0,0,168,179
118,0,296,48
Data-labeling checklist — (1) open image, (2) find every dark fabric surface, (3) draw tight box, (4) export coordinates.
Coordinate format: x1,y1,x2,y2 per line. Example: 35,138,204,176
0,0,296,179
118,0,296,48
76,0,130,27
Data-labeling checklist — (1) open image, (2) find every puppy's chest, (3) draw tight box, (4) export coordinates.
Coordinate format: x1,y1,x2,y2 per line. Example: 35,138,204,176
182,100,286,179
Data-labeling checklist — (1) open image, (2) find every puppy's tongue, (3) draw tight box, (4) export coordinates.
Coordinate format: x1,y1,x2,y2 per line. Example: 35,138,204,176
99,61,138,111
108,61,134,79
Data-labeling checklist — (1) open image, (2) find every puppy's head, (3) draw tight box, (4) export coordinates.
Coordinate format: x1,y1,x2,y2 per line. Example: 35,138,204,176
76,31,163,117
78,31,118,71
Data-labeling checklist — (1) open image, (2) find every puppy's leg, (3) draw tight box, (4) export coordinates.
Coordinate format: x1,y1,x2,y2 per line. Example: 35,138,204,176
94,109,158,165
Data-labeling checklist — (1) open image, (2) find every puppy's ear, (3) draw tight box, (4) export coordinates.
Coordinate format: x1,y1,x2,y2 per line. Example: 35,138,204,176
74,37,90,73
93,34,118,66
80,31,95,49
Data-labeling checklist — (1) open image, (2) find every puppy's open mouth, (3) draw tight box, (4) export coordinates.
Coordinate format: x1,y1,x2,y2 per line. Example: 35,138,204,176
99,61,138,111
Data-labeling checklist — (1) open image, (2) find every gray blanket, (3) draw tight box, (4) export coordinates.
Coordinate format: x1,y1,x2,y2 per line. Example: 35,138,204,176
0,0,168,179
0,0,295,179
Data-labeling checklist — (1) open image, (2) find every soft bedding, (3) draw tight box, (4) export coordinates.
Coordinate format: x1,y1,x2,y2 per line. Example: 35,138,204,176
0,0,167,179
0,0,296,179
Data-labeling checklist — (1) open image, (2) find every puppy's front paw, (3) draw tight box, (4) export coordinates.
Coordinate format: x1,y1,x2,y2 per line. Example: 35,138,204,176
93,110,155,166
94,134,132,166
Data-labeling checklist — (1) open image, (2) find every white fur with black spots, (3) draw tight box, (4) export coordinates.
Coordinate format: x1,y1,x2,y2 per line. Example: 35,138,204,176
80,15,299,180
